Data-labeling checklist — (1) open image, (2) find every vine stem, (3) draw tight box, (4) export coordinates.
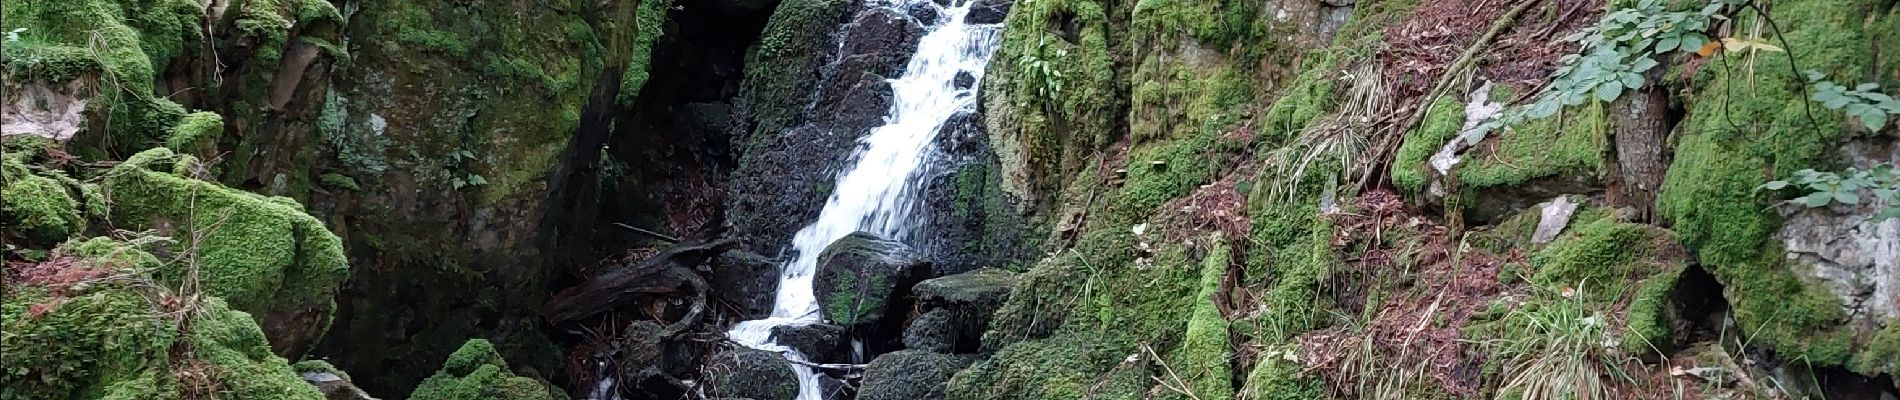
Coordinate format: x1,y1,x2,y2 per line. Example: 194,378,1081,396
1745,0,1822,131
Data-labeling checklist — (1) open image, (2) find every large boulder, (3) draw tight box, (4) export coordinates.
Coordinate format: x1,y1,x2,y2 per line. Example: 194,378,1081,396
856,350,973,400
704,348,799,400
815,232,932,328
2,239,326,400
102,148,350,358
964,0,1012,25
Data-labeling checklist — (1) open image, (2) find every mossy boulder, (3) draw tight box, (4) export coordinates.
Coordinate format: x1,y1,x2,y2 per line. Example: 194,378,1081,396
1,239,326,400
704,348,799,400
408,339,566,400
1,157,90,245
814,232,931,328
102,147,349,358
858,350,974,400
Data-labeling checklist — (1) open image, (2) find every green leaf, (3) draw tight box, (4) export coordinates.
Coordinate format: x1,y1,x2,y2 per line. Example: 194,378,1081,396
1797,192,1833,207
1873,207,1900,222
1804,70,1825,82
1621,72,1645,90
1757,180,1790,191
1658,36,1680,52
467,174,488,185
1862,110,1888,131
1595,85,1621,102
1833,190,1860,205
1856,83,1880,91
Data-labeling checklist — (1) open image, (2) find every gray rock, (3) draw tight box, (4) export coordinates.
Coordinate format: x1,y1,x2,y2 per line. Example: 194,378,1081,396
705,348,800,400
914,269,1015,307
815,232,931,328
771,323,849,364
1532,195,1581,244
963,0,1011,24
856,350,973,400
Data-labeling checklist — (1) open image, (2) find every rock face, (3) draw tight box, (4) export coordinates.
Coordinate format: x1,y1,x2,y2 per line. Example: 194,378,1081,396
1777,141,1899,334
857,350,973,400
815,232,933,328
705,348,800,400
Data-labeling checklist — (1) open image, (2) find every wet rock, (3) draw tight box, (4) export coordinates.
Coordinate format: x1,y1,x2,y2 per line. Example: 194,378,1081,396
710,249,781,319
905,269,1015,352
902,309,958,353
772,323,850,364
964,0,1011,25
914,268,1015,307
906,2,940,26
953,71,976,90
815,232,932,328
856,350,973,400
705,348,799,400
729,124,860,251
812,8,924,129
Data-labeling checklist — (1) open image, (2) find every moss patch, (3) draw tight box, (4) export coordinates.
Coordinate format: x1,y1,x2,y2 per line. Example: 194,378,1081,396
409,339,567,400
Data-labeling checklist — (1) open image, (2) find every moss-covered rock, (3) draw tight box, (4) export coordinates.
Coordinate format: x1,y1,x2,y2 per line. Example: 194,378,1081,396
814,232,931,328
1656,0,1898,374
858,350,973,400
2,239,326,400
1,157,87,245
704,348,798,400
409,339,567,400
102,147,349,358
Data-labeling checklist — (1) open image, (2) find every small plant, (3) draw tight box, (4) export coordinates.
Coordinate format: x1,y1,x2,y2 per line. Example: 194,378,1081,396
1806,71,1900,132
5,28,25,44
445,149,488,189
1485,285,1621,400
1015,37,1067,103
1757,164,1900,221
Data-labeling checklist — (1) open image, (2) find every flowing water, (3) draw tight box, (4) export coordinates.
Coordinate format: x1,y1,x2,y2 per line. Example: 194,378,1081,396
724,1,1004,399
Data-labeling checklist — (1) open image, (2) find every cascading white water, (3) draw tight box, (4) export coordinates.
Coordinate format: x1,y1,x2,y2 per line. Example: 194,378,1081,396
725,1,1003,399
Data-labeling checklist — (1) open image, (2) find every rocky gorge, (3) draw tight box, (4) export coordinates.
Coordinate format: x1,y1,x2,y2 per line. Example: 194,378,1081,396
2,0,1898,399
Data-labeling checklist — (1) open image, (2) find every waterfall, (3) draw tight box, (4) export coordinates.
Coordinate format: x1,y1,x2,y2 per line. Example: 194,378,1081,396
725,1,1004,399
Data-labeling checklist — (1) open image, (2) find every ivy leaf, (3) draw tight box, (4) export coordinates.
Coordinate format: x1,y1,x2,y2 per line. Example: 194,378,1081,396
1856,83,1880,91
1631,57,1659,71
467,174,488,186
1756,180,1790,191
1658,36,1680,52
1804,70,1826,82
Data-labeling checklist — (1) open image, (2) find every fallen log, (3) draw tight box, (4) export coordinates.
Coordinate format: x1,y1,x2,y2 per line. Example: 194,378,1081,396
542,238,737,325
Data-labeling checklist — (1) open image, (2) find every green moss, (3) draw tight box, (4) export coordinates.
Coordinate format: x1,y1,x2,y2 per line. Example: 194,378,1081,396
1456,102,1608,190
1655,0,1892,369
0,0,202,155
1177,242,1234,399
104,148,350,354
1130,0,1264,49
1,160,86,244
0,287,177,400
1237,345,1322,400
1527,215,1678,299
165,111,225,157
984,0,1122,198
617,0,670,105
409,339,567,400
187,298,327,400
1258,53,1340,141
1623,266,1682,356
1392,95,1462,195
740,0,853,143
947,334,1131,400
1852,324,1900,375
3,238,323,400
